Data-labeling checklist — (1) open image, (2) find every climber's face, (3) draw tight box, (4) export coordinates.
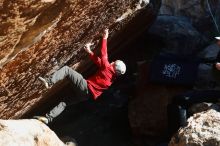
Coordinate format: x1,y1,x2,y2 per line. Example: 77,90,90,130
216,63,220,71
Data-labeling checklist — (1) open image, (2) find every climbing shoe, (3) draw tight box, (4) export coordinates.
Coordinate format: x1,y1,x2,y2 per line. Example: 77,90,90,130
38,76,53,89
33,116,49,125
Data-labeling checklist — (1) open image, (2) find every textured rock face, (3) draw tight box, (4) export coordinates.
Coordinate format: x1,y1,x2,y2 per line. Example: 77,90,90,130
159,0,220,23
159,0,220,38
0,119,66,146
0,0,160,119
148,16,208,55
169,109,220,146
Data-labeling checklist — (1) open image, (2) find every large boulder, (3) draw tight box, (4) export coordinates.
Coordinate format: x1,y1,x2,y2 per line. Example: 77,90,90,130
0,0,161,119
148,16,208,55
0,119,71,146
169,108,220,146
159,0,220,39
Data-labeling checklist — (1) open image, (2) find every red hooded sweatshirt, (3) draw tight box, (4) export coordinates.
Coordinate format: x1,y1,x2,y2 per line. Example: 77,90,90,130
86,38,116,100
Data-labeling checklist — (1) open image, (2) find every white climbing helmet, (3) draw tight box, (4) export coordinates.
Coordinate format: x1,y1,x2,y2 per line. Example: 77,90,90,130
114,60,126,75
215,36,220,40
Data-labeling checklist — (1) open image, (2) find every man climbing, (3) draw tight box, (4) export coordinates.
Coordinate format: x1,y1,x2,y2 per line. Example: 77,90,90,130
34,29,126,124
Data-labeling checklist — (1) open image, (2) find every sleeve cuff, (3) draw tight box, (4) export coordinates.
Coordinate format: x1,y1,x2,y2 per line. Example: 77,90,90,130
89,51,94,56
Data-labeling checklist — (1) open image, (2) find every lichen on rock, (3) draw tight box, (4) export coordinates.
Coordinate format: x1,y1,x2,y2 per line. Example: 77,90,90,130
169,109,220,146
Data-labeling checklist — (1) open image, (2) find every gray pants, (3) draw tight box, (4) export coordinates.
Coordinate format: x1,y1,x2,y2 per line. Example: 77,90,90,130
46,66,91,122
